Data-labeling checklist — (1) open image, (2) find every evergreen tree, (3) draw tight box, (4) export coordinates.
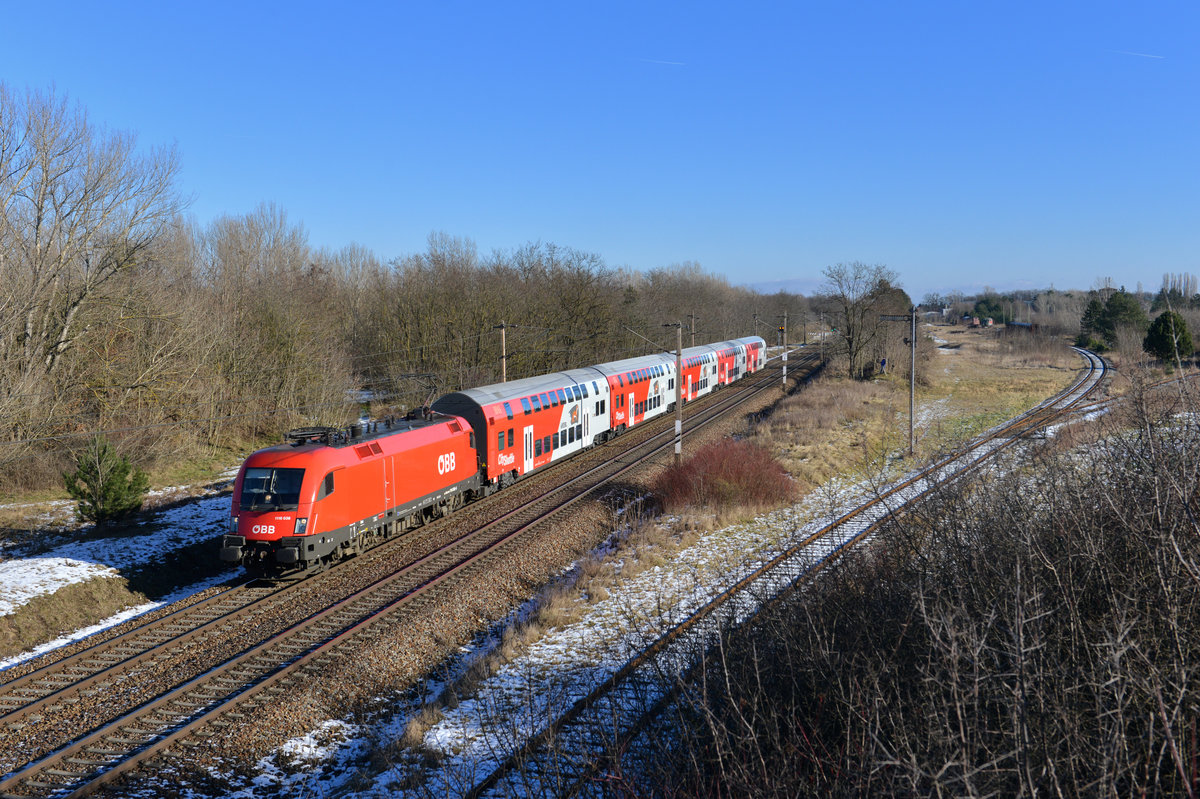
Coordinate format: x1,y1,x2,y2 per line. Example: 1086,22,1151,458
1098,290,1149,348
63,437,149,525
1080,297,1105,334
1143,311,1194,362
972,295,1011,323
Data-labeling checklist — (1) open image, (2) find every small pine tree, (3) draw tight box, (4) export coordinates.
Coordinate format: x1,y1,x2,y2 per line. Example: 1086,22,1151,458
1143,310,1194,363
63,437,150,525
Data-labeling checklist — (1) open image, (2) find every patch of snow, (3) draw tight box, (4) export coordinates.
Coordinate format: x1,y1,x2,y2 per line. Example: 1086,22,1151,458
0,570,236,672
0,493,233,625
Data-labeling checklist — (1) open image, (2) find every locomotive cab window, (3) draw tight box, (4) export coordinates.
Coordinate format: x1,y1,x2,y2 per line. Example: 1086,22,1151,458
241,467,305,511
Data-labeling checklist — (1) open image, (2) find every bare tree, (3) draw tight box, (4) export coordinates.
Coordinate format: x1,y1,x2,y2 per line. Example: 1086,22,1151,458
819,261,904,378
0,84,182,442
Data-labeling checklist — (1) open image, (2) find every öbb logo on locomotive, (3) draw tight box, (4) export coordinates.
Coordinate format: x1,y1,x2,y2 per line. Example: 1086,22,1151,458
220,336,767,575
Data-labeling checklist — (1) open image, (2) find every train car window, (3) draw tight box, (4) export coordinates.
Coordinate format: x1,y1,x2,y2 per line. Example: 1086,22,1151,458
543,435,552,452
553,432,559,449
530,395,540,411
521,397,532,415
593,381,600,394
469,432,476,448
600,399,606,414
497,431,505,451
535,439,542,456
618,375,624,387
580,383,588,398
507,429,514,447
575,423,582,440
503,402,514,420
557,389,567,404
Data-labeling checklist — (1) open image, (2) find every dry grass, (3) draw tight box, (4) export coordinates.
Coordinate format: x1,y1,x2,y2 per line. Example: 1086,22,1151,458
0,576,148,658
754,377,897,491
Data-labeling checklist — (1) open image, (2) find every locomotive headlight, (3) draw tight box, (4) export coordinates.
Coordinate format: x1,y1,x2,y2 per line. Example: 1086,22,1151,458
229,516,239,533
294,517,309,535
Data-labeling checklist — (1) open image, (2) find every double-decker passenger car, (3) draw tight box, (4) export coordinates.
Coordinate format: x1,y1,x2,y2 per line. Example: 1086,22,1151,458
431,367,612,488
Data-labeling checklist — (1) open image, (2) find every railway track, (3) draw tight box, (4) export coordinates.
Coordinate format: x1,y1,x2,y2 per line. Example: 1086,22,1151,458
0,351,817,798
463,348,1107,798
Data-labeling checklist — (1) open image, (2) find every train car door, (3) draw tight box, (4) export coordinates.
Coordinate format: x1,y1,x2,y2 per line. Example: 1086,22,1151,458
523,426,534,473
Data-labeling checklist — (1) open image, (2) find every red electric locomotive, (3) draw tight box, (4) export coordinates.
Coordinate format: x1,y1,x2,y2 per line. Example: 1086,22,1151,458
220,411,480,574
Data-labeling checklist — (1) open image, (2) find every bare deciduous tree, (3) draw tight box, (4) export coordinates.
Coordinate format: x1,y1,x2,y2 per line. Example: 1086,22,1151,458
819,261,905,378
0,84,182,444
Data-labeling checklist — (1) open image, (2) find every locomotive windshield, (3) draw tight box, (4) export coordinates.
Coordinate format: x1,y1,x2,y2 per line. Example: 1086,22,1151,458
240,467,305,511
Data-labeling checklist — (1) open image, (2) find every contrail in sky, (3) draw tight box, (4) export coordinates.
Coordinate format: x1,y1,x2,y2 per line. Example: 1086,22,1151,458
634,58,686,66
1113,50,1165,59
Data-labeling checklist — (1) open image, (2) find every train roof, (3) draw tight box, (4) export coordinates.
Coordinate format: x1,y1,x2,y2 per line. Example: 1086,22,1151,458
589,351,675,378
434,366,607,409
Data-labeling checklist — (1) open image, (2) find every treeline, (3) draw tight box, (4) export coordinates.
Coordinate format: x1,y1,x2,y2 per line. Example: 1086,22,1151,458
0,86,805,492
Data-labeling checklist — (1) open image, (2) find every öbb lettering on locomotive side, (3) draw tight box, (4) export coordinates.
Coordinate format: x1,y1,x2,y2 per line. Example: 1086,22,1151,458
220,336,766,575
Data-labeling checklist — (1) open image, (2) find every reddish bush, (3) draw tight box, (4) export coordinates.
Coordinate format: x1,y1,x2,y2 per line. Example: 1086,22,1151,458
653,438,795,513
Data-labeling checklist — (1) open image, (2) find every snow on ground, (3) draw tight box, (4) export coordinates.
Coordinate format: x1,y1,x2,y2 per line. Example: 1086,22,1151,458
0,570,236,672
0,484,234,656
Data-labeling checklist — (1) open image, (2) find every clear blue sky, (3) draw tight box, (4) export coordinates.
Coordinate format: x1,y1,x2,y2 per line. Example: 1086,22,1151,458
3,1,1197,300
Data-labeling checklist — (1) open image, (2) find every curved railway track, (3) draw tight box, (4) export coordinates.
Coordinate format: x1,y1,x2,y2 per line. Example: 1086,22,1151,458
0,350,819,799
464,348,1108,798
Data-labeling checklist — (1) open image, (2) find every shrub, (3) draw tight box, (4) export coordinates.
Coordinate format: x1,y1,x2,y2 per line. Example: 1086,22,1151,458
63,437,150,525
653,439,795,513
